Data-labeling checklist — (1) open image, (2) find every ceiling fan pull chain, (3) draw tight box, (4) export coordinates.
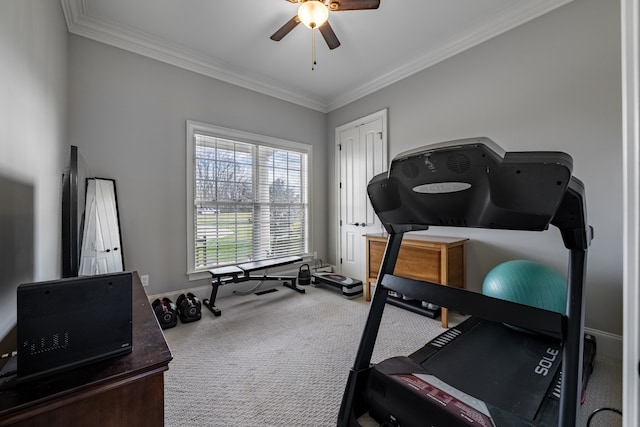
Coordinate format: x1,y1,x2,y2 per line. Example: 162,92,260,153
312,26,317,70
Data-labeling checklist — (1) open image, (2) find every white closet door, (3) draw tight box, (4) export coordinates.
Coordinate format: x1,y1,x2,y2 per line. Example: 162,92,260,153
79,178,124,275
338,110,387,281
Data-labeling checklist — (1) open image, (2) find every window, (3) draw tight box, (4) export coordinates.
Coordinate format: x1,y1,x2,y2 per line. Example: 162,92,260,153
186,121,311,277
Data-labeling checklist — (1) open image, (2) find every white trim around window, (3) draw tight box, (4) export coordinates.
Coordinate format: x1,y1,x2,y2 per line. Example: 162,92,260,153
186,120,313,281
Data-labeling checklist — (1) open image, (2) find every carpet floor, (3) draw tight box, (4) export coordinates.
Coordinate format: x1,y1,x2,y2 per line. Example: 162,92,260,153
162,283,622,427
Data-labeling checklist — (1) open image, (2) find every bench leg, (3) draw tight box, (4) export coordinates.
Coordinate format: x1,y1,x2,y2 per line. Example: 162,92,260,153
203,280,222,316
283,276,306,294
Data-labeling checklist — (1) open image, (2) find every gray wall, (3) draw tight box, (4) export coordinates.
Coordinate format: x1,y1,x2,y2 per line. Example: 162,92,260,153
0,1,68,338
327,0,622,335
67,36,328,297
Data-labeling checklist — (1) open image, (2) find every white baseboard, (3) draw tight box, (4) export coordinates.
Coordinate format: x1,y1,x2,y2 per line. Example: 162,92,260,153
147,283,212,304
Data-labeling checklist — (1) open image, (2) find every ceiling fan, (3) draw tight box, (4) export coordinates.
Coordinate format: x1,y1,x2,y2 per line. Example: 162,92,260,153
270,0,381,52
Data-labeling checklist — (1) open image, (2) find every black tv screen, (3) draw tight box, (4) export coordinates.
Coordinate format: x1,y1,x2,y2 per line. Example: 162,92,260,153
0,174,34,356
61,145,88,278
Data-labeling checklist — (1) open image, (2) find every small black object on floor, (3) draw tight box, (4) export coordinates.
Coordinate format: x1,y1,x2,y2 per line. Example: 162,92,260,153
153,297,178,330
386,292,441,319
298,264,312,286
176,292,202,323
254,288,278,296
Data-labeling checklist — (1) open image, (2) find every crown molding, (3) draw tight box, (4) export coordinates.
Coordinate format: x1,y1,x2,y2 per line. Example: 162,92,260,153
61,0,573,113
61,0,329,112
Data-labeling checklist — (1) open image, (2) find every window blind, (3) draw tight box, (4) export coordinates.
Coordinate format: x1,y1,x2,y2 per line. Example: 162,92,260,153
192,133,309,270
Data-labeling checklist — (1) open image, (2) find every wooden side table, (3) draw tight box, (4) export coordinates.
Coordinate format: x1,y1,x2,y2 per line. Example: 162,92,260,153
365,233,467,328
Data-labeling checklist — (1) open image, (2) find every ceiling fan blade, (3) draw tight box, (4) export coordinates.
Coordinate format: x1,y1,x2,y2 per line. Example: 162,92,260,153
328,0,380,11
318,21,341,50
270,15,302,41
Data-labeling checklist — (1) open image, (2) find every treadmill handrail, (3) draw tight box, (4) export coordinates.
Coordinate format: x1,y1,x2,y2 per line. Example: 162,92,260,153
381,274,565,339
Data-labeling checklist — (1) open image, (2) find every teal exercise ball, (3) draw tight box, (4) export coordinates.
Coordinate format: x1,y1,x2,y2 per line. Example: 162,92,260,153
482,260,567,314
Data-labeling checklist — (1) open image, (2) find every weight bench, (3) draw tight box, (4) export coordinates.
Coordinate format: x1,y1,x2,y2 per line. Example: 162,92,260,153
203,255,305,316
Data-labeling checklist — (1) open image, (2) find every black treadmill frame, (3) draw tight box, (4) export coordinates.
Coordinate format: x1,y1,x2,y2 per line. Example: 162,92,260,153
337,138,592,427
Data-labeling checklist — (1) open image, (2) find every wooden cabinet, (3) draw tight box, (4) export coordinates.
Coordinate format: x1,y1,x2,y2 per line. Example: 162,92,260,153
0,272,172,427
365,233,467,328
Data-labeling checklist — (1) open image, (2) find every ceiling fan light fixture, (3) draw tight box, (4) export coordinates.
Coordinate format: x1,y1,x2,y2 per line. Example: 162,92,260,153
297,1,329,29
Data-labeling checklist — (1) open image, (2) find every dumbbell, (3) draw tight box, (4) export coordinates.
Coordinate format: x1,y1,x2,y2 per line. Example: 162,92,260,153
176,292,202,323
152,297,178,329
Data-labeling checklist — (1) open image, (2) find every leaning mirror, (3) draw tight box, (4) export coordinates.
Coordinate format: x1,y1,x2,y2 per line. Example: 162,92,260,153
79,178,125,275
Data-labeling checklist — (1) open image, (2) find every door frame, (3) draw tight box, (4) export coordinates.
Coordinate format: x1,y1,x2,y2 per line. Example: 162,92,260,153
622,0,639,424
334,108,388,276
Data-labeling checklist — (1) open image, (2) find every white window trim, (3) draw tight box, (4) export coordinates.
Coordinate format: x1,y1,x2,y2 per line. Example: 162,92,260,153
186,120,313,281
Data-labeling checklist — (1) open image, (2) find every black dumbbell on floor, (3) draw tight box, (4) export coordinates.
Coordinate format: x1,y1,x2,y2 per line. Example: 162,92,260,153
176,292,202,323
152,297,178,329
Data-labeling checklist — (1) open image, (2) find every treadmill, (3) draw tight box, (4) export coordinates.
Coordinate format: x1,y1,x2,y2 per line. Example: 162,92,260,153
337,137,594,427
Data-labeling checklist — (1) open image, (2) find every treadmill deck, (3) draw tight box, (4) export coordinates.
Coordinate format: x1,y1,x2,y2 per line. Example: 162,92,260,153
412,317,562,421
367,317,567,426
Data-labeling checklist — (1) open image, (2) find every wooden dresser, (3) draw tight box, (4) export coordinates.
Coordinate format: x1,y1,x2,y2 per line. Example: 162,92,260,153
365,233,467,328
0,272,172,426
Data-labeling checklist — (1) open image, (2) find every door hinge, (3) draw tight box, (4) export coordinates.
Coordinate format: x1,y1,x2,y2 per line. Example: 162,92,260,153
338,144,342,151
340,219,342,226
339,182,342,189
340,258,343,265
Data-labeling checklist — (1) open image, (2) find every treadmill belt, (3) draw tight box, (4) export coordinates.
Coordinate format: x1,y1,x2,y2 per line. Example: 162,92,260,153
420,320,562,421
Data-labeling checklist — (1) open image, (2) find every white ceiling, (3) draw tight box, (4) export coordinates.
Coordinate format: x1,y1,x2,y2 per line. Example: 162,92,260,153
61,0,572,112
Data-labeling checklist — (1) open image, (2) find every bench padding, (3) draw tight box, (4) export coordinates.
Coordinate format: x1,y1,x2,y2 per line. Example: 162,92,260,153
237,256,302,272
209,265,244,278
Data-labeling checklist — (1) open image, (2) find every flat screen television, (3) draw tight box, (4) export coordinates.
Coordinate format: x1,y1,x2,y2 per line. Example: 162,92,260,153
61,145,88,278
0,174,34,359
16,272,133,382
